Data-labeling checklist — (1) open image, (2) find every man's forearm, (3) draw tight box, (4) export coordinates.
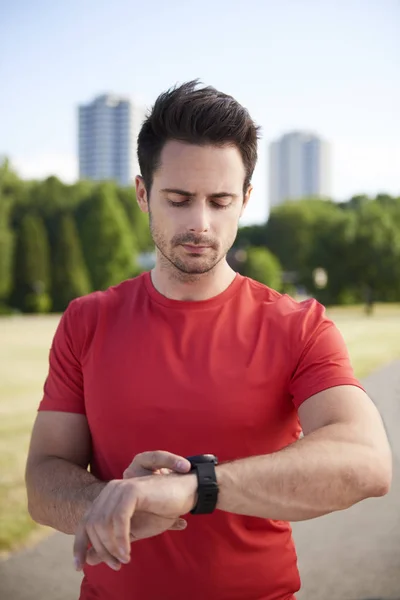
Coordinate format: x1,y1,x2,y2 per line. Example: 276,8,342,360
215,424,392,521
26,457,107,534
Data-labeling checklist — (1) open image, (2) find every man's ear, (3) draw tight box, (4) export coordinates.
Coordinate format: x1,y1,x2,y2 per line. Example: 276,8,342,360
240,184,253,217
136,176,149,213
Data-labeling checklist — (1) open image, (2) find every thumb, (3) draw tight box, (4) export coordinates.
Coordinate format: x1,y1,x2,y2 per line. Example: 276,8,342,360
124,451,191,479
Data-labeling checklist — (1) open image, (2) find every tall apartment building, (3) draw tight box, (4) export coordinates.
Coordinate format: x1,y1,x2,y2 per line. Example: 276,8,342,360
269,131,330,208
78,94,146,187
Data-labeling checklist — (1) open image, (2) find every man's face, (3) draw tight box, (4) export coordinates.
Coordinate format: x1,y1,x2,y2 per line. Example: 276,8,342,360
136,141,251,275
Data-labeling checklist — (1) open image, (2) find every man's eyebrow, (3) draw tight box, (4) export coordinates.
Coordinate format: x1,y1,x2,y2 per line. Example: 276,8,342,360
161,188,195,197
161,188,238,199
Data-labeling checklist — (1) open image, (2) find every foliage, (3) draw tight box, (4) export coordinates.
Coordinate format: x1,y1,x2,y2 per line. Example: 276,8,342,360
1,156,400,311
116,186,153,252
51,213,91,312
240,247,283,291
234,195,400,305
0,195,15,301
76,183,137,291
9,213,51,312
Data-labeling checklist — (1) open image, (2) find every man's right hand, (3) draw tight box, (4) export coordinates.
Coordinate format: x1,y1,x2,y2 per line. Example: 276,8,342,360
83,451,192,570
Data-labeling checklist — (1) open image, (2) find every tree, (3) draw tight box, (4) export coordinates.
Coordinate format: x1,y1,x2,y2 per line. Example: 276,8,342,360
51,213,91,312
241,247,282,291
263,199,339,274
0,195,15,303
77,183,137,290
116,186,153,252
348,201,400,302
305,210,358,305
9,213,52,312
340,194,370,211
235,223,267,249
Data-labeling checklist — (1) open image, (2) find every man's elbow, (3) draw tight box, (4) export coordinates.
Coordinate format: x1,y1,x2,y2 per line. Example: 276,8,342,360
371,461,392,497
365,449,392,499
26,486,46,526
27,500,45,526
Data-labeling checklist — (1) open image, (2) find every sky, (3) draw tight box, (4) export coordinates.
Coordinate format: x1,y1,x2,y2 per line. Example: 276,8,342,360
1,0,399,225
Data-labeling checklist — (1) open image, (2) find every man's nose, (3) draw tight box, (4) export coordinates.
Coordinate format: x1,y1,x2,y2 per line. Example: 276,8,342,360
188,205,210,233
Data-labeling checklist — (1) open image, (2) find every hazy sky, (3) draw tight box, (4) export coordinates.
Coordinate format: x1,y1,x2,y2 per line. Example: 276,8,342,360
1,0,399,224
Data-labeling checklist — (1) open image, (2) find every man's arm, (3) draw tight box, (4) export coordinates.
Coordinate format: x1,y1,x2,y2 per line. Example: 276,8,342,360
72,385,392,566
215,385,392,521
25,411,106,535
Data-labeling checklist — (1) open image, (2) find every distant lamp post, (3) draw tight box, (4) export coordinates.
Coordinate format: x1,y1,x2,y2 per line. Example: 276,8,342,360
234,249,247,263
313,268,328,289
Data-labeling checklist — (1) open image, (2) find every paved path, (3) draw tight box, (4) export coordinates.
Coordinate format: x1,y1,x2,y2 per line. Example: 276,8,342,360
1,361,399,600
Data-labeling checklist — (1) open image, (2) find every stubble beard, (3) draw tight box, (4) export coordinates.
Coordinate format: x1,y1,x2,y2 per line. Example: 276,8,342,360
149,216,225,281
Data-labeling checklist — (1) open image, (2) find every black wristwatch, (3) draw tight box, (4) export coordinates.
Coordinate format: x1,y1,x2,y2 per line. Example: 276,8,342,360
186,454,219,515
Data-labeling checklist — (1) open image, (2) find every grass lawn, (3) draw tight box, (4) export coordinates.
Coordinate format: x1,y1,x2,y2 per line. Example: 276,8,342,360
325,303,400,379
1,304,400,555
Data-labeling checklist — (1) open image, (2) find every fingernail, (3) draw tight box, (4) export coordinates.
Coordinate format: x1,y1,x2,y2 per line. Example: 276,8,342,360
178,519,187,529
119,548,130,563
73,557,81,571
176,460,189,471
107,561,120,571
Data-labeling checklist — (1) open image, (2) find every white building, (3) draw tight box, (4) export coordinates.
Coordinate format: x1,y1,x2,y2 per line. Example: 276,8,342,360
269,131,330,208
78,94,146,187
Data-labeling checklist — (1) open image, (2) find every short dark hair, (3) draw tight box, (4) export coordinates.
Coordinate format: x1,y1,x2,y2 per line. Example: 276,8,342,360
137,80,261,194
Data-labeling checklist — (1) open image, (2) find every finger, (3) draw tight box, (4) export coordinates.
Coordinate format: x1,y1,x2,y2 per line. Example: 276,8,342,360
86,525,123,571
123,465,153,478
85,542,119,570
85,547,102,567
123,467,162,479
159,468,173,476
73,522,90,571
125,451,191,478
112,489,138,559
88,487,131,565
168,518,187,531
73,485,116,570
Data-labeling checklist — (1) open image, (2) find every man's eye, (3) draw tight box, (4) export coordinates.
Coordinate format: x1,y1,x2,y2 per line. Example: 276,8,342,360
212,202,230,209
168,200,188,207
167,199,230,209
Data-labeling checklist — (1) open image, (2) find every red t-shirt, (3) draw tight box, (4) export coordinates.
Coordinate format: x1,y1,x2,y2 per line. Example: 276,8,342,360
39,272,363,600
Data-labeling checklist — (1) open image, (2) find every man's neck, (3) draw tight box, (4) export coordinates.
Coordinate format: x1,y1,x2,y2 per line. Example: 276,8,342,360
150,259,237,302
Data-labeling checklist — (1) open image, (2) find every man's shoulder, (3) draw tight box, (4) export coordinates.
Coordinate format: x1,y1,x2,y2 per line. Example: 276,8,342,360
241,276,324,322
58,275,147,359
66,273,146,322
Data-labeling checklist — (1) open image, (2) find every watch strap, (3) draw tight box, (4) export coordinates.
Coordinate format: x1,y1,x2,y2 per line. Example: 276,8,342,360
190,461,219,515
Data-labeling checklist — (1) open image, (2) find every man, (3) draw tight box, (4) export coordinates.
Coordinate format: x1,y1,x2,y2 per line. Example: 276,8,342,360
25,80,392,600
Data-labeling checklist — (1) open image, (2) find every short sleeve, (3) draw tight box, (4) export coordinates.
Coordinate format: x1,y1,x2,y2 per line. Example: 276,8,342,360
289,299,365,409
39,299,86,414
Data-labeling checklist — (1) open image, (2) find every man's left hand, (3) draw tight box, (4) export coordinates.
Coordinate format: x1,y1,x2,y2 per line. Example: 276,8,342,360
73,452,197,571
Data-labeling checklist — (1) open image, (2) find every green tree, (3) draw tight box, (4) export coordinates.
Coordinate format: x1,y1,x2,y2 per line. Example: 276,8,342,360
0,195,15,303
307,200,400,305
348,201,400,302
264,199,339,273
241,247,282,290
77,183,137,290
51,213,91,312
0,158,22,200
305,210,358,305
235,223,267,249
30,176,72,217
10,213,51,312
116,186,153,252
